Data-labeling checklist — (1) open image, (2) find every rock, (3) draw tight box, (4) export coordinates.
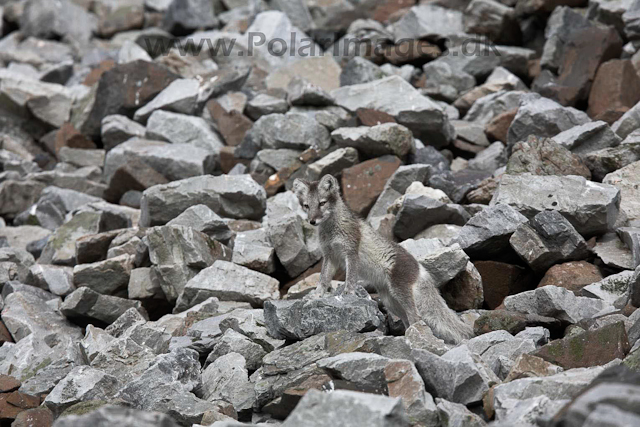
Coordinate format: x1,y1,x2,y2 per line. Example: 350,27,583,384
454,67,526,115
409,243,470,290
100,115,146,152
405,321,450,357
340,57,388,87
612,101,640,139
412,345,500,405
11,407,54,427
466,330,539,379
453,204,528,258
474,311,561,336
393,4,463,40
103,138,216,183
504,353,563,383
117,40,152,64
245,94,288,121
79,60,179,139
50,405,181,427
167,205,233,244
287,77,335,107
341,156,402,217
305,148,359,181
231,228,276,275
507,93,590,147
43,366,119,417
332,124,414,159
26,265,75,297
603,160,640,227
140,175,267,227
533,322,630,369
282,389,410,427
0,226,51,252
465,91,528,126
588,59,640,123
436,398,487,427
176,260,279,311
332,76,455,148
394,195,470,241
463,0,520,44
509,210,590,273
61,287,147,325
206,328,266,372
73,255,133,296
490,173,620,236
20,0,96,45
541,6,592,73
619,227,640,268
582,270,635,306
486,108,517,143
145,110,224,155
441,261,484,311
507,136,591,178
133,79,201,123
584,140,640,181
503,285,610,324
163,0,218,35
200,352,254,415
39,211,102,266
264,294,386,341
593,233,635,270
0,180,47,219
422,61,476,103
552,121,622,157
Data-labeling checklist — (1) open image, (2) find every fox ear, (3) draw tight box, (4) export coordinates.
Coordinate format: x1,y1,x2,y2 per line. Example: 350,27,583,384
293,179,310,200
319,174,338,194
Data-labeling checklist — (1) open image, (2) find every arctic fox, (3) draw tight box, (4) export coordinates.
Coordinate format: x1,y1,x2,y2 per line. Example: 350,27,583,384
293,174,473,344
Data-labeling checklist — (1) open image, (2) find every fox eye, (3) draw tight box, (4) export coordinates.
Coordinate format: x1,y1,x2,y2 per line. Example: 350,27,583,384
303,204,309,209
320,201,327,207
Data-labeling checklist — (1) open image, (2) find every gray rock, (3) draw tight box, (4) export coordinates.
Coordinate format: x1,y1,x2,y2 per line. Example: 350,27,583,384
584,141,640,181
201,353,255,414
603,160,640,227
367,165,431,221
552,121,622,157
167,204,233,244
73,254,133,296
145,110,224,155
176,260,280,311
410,243,470,289
27,264,75,297
246,113,331,153
0,180,44,219
267,213,321,278
163,0,219,34
582,270,635,306
541,6,592,73
287,77,335,107
464,90,528,125
393,4,463,40
466,330,538,379
332,76,455,148
134,79,201,123
631,266,640,308
282,389,410,427
422,60,476,103
506,136,592,179
468,141,507,173
503,286,610,324
619,227,640,268
332,124,415,158
103,138,216,183
43,366,120,417
101,115,146,152
340,57,389,87
306,147,359,181
264,294,386,341
463,0,520,44
117,40,153,64
51,405,181,427
245,94,289,121
453,204,528,258
510,210,590,273
61,287,147,325
140,174,267,227
394,195,470,240
317,352,390,393
593,233,635,270
436,398,487,427
507,93,591,147
58,148,105,169
412,346,500,405
146,225,231,303
490,173,621,236
231,228,276,274
206,328,267,371
39,211,102,266
612,101,640,139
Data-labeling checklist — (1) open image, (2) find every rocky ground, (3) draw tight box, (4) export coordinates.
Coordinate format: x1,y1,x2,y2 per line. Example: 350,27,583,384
1,0,640,426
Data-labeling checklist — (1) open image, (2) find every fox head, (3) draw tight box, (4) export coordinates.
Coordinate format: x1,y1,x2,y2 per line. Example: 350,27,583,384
293,174,340,226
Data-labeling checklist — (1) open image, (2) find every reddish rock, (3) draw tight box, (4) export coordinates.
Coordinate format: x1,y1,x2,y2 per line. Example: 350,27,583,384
452,139,485,156
540,25,622,106
485,108,517,143
264,374,333,419
466,177,498,205
504,354,563,382
104,158,169,203
356,109,396,127
341,155,402,216
588,59,640,124
371,0,415,23
207,99,253,147
219,146,251,174
98,5,144,38
11,407,54,427
533,322,630,369
0,376,20,393
82,59,115,86
0,321,12,345
54,123,96,154
537,261,603,293
382,39,440,66
0,391,40,422
81,60,179,138
474,261,537,309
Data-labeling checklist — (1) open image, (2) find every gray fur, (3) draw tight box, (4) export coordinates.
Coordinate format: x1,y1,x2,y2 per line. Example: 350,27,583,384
293,175,474,344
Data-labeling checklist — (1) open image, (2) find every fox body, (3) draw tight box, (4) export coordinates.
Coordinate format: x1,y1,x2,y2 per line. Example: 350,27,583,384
293,174,473,344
